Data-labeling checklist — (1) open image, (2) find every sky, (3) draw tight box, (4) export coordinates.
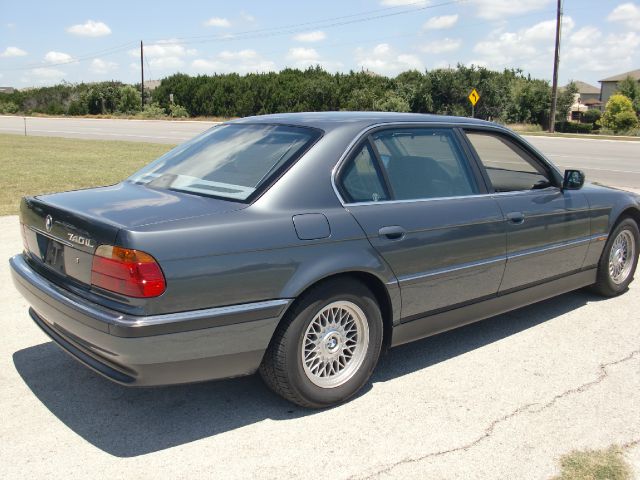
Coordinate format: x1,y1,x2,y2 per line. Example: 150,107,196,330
1,0,639,89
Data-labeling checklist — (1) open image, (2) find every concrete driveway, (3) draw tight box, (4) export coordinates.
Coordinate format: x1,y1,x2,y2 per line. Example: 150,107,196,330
0,214,638,479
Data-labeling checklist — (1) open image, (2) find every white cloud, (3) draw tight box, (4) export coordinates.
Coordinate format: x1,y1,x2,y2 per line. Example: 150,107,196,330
90,58,118,74
131,39,196,70
421,38,462,54
0,46,27,57
564,31,640,73
472,16,574,73
469,0,552,20
240,12,256,23
380,0,429,5
30,67,65,81
44,51,73,64
66,20,111,37
355,43,423,75
288,47,320,62
293,30,326,42
423,14,458,30
204,17,231,28
191,50,276,74
608,3,640,30
568,26,601,45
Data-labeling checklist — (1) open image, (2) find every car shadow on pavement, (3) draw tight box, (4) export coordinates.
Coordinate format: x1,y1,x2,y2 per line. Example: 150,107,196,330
13,289,601,458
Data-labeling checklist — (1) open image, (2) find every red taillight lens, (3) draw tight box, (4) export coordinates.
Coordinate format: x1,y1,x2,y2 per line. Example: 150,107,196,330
91,245,166,298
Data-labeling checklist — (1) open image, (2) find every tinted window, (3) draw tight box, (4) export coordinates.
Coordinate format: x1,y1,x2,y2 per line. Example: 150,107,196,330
372,128,477,200
466,131,551,192
128,124,320,201
341,143,388,203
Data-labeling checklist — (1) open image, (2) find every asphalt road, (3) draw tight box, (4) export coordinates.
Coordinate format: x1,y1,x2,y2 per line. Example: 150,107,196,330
1,214,639,479
1,115,639,190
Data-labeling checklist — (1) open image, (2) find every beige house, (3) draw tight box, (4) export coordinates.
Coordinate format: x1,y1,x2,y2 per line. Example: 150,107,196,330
563,80,601,120
599,69,640,107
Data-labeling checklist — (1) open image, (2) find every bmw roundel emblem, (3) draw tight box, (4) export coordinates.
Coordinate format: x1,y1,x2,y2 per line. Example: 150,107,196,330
45,215,53,232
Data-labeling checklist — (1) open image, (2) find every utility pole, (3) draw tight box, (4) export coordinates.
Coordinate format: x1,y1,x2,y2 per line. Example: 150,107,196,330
549,0,562,133
140,40,145,108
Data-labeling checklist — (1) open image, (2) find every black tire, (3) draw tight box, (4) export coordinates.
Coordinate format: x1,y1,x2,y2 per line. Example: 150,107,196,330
590,217,639,297
259,278,383,408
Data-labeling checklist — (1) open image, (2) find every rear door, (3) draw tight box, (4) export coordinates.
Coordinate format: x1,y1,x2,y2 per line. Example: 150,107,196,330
336,126,507,320
462,129,591,292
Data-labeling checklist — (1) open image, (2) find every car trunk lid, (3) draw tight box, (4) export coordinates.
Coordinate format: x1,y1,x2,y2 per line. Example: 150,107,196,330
20,181,246,288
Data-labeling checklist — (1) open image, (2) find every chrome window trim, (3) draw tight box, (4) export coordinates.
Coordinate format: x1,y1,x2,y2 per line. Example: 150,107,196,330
331,122,564,208
331,121,500,207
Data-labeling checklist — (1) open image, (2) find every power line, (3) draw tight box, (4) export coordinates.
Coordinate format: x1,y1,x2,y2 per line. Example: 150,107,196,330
1,40,138,71
145,0,459,46
1,0,461,72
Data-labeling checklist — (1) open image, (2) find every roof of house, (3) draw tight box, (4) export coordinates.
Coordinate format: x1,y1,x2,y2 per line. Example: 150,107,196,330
599,69,640,82
573,81,600,94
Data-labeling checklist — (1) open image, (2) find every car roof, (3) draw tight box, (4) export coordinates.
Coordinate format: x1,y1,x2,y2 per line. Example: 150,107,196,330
230,111,496,132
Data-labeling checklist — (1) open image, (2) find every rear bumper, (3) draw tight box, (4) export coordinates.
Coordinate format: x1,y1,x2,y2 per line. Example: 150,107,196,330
10,254,290,386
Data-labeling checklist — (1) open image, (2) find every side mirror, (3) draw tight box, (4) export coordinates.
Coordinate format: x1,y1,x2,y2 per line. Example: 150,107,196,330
562,169,585,191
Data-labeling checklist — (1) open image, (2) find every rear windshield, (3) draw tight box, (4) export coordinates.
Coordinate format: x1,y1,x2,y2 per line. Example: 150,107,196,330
128,123,321,201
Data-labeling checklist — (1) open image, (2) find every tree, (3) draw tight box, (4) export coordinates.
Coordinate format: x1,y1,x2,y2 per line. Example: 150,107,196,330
600,94,639,133
616,76,640,113
556,81,578,121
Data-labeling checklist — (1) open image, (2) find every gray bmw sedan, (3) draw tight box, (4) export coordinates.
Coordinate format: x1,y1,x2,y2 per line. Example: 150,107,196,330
10,112,640,407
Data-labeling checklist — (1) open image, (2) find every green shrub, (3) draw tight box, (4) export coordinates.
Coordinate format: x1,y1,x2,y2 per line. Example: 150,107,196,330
66,99,88,115
0,101,19,114
169,103,189,118
117,85,141,114
140,103,166,118
582,109,601,126
601,94,639,133
554,121,593,134
612,110,639,132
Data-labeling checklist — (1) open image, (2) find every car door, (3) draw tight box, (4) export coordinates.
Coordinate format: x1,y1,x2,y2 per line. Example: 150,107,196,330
335,126,507,320
462,129,591,293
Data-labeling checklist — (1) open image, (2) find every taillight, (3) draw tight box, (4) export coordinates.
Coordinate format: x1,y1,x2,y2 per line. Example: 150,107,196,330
91,245,166,298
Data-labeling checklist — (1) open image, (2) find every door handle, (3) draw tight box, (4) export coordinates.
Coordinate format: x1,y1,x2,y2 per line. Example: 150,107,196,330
379,226,406,240
506,212,525,225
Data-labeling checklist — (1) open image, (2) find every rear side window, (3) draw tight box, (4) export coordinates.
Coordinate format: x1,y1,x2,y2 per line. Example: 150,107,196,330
128,124,321,201
372,128,478,200
341,143,389,203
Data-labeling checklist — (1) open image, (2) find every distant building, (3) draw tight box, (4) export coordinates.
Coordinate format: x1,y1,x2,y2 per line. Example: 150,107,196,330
562,80,601,120
144,80,161,91
0,87,15,94
599,69,640,106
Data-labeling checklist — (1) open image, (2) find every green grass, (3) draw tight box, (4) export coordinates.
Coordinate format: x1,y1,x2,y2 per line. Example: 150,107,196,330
0,134,174,216
553,446,633,480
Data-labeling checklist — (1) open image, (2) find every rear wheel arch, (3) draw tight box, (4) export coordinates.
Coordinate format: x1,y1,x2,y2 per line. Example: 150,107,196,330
279,271,395,351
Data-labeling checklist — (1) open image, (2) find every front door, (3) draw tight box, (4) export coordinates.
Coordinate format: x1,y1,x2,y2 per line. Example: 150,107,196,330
463,130,591,292
336,126,507,320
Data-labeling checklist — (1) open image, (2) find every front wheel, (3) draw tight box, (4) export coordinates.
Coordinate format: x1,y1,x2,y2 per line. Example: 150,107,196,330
259,279,383,408
591,217,639,297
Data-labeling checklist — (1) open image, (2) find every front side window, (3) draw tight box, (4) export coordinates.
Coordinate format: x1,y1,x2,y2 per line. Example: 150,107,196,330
129,124,320,201
371,128,478,200
465,131,553,192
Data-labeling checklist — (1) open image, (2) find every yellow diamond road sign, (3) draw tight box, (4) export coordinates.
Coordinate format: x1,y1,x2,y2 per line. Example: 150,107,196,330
468,88,480,106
